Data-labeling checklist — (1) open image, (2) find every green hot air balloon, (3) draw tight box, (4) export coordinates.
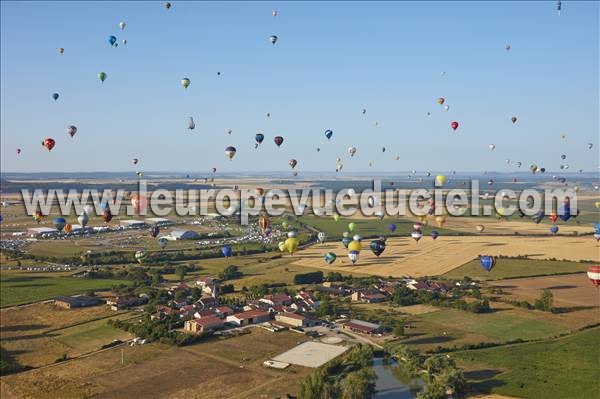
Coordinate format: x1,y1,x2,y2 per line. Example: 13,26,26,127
181,78,191,89
348,222,357,232
98,72,107,83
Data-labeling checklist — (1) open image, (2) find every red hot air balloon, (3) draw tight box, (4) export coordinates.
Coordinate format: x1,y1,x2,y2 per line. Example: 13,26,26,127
587,265,600,287
451,121,459,131
102,209,113,223
131,193,148,214
274,136,284,147
42,138,56,151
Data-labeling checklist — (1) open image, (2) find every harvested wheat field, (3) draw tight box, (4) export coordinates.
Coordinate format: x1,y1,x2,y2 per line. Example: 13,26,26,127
291,236,600,278
488,273,600,308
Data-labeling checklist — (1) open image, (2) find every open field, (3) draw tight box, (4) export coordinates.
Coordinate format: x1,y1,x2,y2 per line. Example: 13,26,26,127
1,328,313,399
487,273,600,308
0,302,133,369
454,327,600,399
291,235,599,278
443,258,590,280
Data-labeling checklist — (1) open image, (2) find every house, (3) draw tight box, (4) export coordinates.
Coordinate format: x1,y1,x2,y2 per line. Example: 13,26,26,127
196,277,219,297
259,293,292,307
407,281,428,291
316,284,350,297
351,291,387,303
275,312,318,328
295,291,318,310
184,315,224,334
54,295,102,309
226,309,271,326
152,305,176,320
106,295,148,311
194,309,217,319
179,305,196,320
195,295,218,310
215,306,234,318
343,319,384,335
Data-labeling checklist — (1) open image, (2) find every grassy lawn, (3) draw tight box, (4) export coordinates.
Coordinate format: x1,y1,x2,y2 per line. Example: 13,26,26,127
419,308,566,342
0,271,129,307
443,258,589,280
55,317,133,353
454,327,600,399
300,215,460,239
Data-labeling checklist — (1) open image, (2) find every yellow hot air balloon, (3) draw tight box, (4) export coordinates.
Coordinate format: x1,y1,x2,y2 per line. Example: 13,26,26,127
278,241,287,252
284,237,299,254
435,175,446,187
435,216,446,228
348,240,362,252
417,214,428,223
595,201,600,209
333,214,341,222
476,224,485,233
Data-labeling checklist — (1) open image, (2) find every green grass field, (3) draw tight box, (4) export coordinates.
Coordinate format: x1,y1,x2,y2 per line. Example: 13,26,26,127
0,271,128,307
419,308,566,342
55,317,133,354
454,327,600,399
443,258,589,280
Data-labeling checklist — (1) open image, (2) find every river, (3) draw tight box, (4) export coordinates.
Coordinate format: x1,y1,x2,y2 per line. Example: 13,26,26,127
373,357,425,399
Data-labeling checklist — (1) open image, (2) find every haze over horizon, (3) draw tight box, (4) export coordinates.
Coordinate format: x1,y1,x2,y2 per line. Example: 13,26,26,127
1,1,598,174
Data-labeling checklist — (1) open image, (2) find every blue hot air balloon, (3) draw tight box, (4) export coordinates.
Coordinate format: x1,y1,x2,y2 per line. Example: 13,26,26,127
342,237,352,248
431,230,439,240
558,206,572,222
324,252,337,264
108,35,117,46
324,129,333,140
369,240,386,256
531,211,545,224
480,256,496,272
52,93,59,101
221,245,232,257
255,133,265,147
53,217,66,232
388,223,397,233
595,223,600,234
550,226,559,235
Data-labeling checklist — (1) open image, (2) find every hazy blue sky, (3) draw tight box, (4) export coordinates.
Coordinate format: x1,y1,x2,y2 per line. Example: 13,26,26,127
1,1,598,174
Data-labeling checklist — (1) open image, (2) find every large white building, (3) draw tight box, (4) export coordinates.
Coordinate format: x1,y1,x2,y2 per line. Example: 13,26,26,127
27,227,59,237
168,230,201,240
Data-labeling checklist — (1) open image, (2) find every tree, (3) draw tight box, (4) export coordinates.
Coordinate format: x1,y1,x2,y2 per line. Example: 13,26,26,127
316,297,334,318
175,265,187,281
393,324,404,337
534,289,554,311
299,369,326,399
340,369,376,399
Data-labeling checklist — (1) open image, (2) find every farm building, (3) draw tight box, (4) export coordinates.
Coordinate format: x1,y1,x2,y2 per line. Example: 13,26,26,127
275,312,318,328
351,291,387,303
168,230,201,240
27,227,58,237
106,295,148,311
259,293,292,307
226,309,271,326
184,316,224,334
54,295,102,309
343,319,384,335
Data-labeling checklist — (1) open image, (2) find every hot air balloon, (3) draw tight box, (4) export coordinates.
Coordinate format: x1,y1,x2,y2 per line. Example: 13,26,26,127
348,222,357,232
259,214,270,231
348,250,359,264
135,250,147,264
119,21,126,30
550,226,559,235
388,223,397,233
480,256,496,272
435,175,446,187
158,237,168,249
549,213,558,223
274,136,284,147
289,159,297,169
16,148,21,155
164,2,172,9
77,212,89,228
333,214,341,222
435,216,446,228
42,138,56,151
98,72,107,83
431,230,439,240
222,245,233,257
413,222,423,231
588,143,593,149
131,193,147,214
531,211,545,224
225,146,237,160
188,117,195,130
102,209,113,223
451,121,459,131
342,237,352,248
587,265,600,286
594,233,600,242
108,36,117,46
53,217,66,231
557,0,561,15
511,116,517,124
34,210,44,223
325,129,333,140
324,252,337,264
370,240,385,256
283,232,299,254
476,224,485,233
437,97,445,105
317,232,326,243
149,226,159,238
255,133,265,147
411,231,423,242
269,35,278,45
505,44,511,51
58,47,65,54
272,9,278,17
132,158,139,165
67,125,77,138
52,93,59,101
488,144,496,150
348,146,357,157
63,223,73,234
181,77,191,89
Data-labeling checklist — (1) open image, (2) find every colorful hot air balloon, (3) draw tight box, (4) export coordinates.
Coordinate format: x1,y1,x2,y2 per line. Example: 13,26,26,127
98,72,107,83
587,265,600,287
34,210,44,223
550,226,559,235
67,125,77,138
269,35,278,45
272,9,278,17
324,252,337,264
413,222,423,231
102,209,113,223
181,78,191,89
475,224,485,233
333,214,341,222
255,133,265,147
77,212,89,228
549,213,558,223
289,159,297,169
370,240,385,256
274,136,284,147
149,226,159,238
450,121,459,131
283,233,299,254
531,211,545,224
435,216,446,228
222,245,233,257
437,97,445,105
131,193,147,214
108,35,117,46
58,47,65,54
411,230,423,242
511,116,517,124
317,232,326,243
54,217,66,232
348,250,359,264
42,138,56,151
325,129,333,140
388,223,397,233
63,223,73,234
342,237,352,248
431,230,439,240
225,146,237,160
158,237,168,249
480,256,496,272
348,222,357,232
135,250,147,264
435,175,446,187
259,214,270,231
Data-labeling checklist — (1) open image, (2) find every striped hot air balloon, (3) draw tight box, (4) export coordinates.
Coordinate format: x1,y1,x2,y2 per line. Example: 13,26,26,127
587,265,600,287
